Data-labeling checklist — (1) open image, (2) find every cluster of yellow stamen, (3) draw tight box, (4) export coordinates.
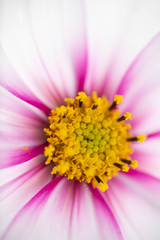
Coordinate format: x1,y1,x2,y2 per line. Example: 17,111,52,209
44,92,145,192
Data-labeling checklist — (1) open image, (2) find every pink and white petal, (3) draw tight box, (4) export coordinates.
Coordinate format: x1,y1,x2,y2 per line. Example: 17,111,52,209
0,155,52,237
83,0,160,99
0,155,44,187
71,183,123,240
2,178,123,240
1,178,73,240
83,0,136,96
0,87,47,168
147,131,160,139
62,0,88,93
1,0,160,103
104,172,160,240
131,135,160,179
25,0,79,98
0,156,51,201
126,170,160,200
0,0,77,107
29,0,91,96
0,48,51,115
116,33,160,134
102,0,160,100
127,87,160,136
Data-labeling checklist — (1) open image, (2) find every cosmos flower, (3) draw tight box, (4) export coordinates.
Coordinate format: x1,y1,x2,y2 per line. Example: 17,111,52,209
0,0,160,239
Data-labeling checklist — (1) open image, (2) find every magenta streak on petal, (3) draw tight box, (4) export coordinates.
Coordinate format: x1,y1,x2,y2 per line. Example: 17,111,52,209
0,163,47,201
88,61,102,95
76,1,88,93
117,81,158,116
77,48,88,92
129,112,149,131
89,186,124,240
1,84,51,116
116,32,160,96
2,177,63,239
98,44,122,100
124,169,160,184
0,143,47,168
105,182,142,239
99,71,112,98
147,131,160,139
118,171,160,204
69,181,81,235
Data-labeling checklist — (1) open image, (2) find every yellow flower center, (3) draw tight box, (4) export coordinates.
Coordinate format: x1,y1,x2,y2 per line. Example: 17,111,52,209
44,92,145,192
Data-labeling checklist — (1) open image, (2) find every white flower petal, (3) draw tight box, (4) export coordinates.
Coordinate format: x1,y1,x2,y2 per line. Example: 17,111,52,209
132,136,160,178
0,87,47,167
2,178,123,240
0,0,78,107
71,184,123,240
117,33,160,135
104,172,160,240
0,48,51,115
0,156,52,237
1,0,160,103
83,0,160,99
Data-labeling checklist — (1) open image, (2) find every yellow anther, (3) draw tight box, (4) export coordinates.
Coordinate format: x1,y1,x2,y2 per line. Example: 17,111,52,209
76,92,88,102
97,182,109,192
55,124,68,140
92,92,98,101
44,92,143,192
137,135,146,142
65,98,75,105
124,112,132,120
44,145,55,157
114,95,123,104
131,160,138,169
59,161,70,175
121,165,129,172
45,156,52,165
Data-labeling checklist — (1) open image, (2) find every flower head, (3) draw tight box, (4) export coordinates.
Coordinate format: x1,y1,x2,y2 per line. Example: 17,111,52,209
0,0,160,240
44,91,141,192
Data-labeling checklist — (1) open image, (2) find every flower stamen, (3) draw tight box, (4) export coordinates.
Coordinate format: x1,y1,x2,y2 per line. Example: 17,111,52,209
117,112,132,122
95,175,103,183
127,135,146,142
109,95,123,111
